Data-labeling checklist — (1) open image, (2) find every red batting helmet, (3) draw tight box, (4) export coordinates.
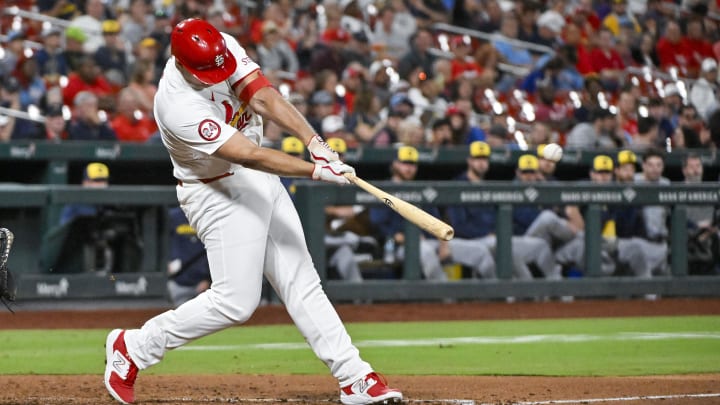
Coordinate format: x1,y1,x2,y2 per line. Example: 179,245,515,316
170,18,237,85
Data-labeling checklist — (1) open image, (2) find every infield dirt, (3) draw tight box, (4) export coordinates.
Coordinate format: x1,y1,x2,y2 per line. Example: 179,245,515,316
1,298,719,404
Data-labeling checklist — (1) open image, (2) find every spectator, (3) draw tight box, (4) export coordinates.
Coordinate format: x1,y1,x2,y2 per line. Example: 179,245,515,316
535,9,565,50
372,5,414,61
11,52,46,111
447,104,485,144
0,31,26,79
396,116,426,147
602,0,641,38
683,18,715,78
368,145,447,280
110,88,157,142
62,56,114,110
689,58,718,120
590,28,626,91
67,91,117,141
166,206,211,307
34,27,69,80
307,90,337,134
126,59,158,117
120,0,154,46
256,20,299,79
42,103,68,142
427,118,453,147
62,26,89,73
397,28,437,81
630,116,659,151
0,78,21,142
492,12,534,69
130,37,162,84
346,86,383,144
565,107,619,150
94,20,129,89
69,0,108,54
370,108,405,146
656,21,688,76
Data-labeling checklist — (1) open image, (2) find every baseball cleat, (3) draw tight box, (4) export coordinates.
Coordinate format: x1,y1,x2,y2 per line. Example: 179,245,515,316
104,329,138,404
340,372,403,405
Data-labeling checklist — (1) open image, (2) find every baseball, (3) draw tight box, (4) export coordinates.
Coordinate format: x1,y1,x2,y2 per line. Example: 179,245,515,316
542,143,563,162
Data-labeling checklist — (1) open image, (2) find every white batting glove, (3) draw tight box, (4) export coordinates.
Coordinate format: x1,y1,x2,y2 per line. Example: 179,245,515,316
307,135,339,163
311,161,355,184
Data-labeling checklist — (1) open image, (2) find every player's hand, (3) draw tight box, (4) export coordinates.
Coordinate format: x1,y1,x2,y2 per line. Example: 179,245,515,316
311,161,355,184
307,135,339,163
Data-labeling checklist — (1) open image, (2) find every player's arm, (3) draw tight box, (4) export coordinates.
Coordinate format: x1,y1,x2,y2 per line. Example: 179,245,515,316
214,132,352,183
233,71,338,163
234,71,314,144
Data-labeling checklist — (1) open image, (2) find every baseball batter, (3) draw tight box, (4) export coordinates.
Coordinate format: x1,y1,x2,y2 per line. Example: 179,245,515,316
103,19,401,405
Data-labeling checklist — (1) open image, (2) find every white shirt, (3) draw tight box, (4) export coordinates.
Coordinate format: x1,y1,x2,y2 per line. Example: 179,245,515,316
154,33,265,180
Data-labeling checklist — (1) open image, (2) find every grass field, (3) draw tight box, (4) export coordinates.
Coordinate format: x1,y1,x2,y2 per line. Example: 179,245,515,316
1,316,719,377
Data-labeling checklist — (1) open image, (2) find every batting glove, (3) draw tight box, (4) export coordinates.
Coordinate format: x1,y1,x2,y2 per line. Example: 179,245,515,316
311,161,355,185
307,135,339,163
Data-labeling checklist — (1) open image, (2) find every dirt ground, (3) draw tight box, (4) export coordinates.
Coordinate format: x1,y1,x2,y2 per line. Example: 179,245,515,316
1,298,719,405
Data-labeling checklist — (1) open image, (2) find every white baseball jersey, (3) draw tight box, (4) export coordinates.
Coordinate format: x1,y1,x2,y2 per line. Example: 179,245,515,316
154,33,264,181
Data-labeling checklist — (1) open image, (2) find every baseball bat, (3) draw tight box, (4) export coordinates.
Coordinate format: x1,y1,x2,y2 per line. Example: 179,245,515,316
344,173,454,241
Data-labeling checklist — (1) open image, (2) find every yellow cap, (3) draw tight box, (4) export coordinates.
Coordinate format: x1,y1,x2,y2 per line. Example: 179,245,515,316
140,37,158,48
281,136,305,155
593,155,614,172
85,162,109,180
517,154,539,171
537,144,547,158
101,20,121,34
397,146,419,163
469,141,490,158
326,137,347,154
617,150,637,166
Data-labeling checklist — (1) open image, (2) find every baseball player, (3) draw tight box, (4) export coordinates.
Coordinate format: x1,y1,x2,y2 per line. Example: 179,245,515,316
104,19,401,405
445,145,560,280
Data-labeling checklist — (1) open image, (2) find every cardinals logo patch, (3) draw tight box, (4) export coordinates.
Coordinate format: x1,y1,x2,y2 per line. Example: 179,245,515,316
198,119,221,141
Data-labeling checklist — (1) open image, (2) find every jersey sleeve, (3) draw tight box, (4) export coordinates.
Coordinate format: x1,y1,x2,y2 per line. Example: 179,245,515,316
158,96,239,156
223,33,262,88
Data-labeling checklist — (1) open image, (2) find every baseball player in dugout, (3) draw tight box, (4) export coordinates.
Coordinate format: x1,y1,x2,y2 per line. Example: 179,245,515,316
104,19,402,405
368,146,449,281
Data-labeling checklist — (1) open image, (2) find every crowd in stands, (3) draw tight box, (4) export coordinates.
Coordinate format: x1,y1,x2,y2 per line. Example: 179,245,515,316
0,0,719,154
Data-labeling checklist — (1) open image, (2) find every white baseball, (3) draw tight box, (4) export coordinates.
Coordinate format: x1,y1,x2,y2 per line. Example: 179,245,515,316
542,143,563,162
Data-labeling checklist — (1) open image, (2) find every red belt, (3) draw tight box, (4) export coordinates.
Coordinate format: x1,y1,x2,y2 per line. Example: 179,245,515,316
177,172,234,186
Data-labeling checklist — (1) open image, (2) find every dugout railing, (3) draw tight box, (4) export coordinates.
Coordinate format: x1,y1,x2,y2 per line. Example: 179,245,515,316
1,182,719,302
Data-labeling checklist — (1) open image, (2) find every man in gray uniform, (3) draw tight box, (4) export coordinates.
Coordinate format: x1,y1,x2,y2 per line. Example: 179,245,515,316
445,145,561,280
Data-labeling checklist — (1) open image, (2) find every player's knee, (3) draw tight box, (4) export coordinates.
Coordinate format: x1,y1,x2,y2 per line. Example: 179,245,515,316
208,289,261,324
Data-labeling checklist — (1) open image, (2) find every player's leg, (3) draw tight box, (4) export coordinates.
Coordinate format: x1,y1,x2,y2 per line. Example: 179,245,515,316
123,172,271,367
262,175,401,404
525,210,575,246
329,245,363,281
448,237,496,278
262,175,371,383
516,236,562,279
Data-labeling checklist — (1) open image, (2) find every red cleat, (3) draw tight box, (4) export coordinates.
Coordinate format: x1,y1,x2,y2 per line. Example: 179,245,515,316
341,372,403,404
104,329,138,404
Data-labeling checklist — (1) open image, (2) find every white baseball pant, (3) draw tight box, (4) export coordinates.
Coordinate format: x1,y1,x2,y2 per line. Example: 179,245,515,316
123,169,372,386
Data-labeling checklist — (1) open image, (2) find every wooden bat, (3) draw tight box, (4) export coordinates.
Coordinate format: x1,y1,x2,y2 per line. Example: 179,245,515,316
344,173,454,241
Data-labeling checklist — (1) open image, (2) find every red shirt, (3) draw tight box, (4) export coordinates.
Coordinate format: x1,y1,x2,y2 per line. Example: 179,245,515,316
110,115,158,142
683,37,714,76
62,73,113,106
589,48,625,72
450,59,484,82
576,44,594,75
656,37,690,73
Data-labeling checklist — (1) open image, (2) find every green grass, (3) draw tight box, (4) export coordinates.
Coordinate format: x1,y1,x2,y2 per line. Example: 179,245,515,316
1,316,719,376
